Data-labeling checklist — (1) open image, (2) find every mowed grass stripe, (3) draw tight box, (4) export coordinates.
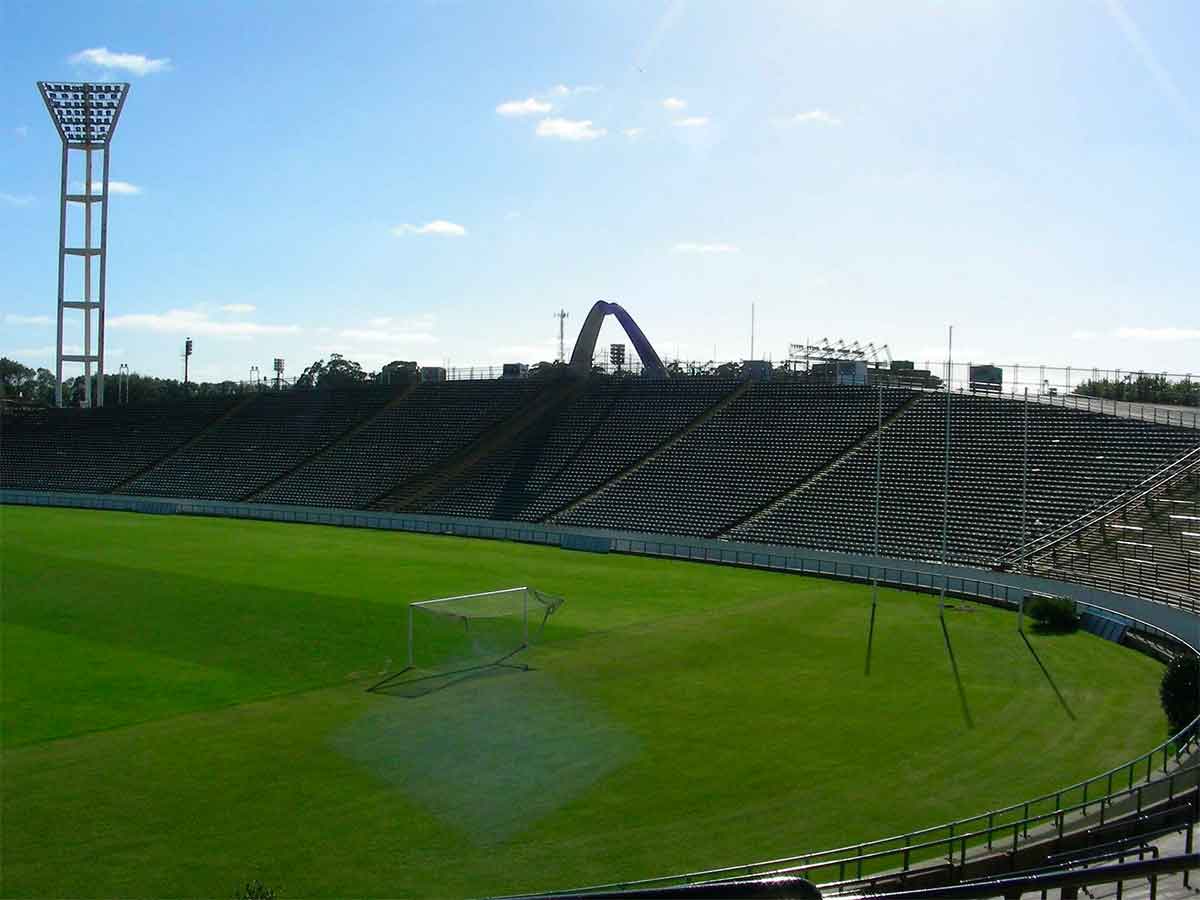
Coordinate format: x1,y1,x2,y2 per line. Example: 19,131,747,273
0,506,1168,898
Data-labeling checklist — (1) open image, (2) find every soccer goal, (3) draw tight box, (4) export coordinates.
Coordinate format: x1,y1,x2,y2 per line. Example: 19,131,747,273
370,587,564,692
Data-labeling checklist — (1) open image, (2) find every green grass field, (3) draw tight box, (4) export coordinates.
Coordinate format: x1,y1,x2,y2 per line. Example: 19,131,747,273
0,505,1167,899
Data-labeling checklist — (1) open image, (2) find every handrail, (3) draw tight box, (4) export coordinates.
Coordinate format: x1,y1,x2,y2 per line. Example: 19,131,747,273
497,770,1198,898
838,853,1200,900
997,444,1200,567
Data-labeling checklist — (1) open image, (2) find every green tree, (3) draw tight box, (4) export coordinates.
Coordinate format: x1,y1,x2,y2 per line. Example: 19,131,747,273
1160,655,1199,739
0,358,36,399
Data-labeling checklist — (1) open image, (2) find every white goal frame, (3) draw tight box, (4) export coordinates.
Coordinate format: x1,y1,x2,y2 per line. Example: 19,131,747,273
362,588,564,696
406,586,543,670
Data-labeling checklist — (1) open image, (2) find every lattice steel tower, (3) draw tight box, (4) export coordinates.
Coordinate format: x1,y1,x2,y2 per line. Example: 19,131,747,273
37,81,130,407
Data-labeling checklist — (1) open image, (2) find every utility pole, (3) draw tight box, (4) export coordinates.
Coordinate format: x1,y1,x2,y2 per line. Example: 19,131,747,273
555,309,569,363
183,337,193,392
750,302,755,359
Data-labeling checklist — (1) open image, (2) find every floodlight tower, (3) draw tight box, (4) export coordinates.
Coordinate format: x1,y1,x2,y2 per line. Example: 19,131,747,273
37,81,130,407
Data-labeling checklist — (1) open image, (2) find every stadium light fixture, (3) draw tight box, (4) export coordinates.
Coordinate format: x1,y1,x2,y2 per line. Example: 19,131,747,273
37,81,131,407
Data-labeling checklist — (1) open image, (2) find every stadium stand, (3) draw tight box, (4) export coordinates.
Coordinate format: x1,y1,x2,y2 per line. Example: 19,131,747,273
1028,455,1200,602
409,378,741,521
730,393,1200,564
118,388,398,501
555,384,915,536
5,379,1199,569
257,380,548,509
0,399,237,493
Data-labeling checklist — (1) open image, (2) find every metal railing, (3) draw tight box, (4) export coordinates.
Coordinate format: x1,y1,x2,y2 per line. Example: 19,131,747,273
998,446,1200,567
838,852,1199,900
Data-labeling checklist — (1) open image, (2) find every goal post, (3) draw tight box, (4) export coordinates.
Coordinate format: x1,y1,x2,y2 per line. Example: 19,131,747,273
402,586,564,678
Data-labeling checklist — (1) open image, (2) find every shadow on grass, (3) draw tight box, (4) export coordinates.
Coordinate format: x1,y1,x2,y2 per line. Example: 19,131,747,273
940,615,974,730
1027,621,1082,636
369,661,529,699
864,599,878,677
1020,630,1077,720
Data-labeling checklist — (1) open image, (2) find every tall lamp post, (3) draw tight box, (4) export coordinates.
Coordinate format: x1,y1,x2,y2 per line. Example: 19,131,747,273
37,81,130,407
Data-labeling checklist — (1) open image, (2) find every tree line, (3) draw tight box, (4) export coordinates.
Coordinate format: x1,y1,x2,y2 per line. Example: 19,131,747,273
0,355,374,407
1074,373,1198,408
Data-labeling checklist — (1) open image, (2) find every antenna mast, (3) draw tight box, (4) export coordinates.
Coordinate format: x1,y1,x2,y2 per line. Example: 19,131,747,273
555,309,569,363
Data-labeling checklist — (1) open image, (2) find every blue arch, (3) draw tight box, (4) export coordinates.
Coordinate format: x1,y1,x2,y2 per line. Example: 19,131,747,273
569,301,668,378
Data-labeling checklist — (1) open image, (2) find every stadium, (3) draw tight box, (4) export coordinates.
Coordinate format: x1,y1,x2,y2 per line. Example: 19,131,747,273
3,300,1200,898
4,8,1200,899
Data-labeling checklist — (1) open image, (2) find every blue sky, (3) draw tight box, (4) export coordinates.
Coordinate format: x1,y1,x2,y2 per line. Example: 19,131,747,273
2,0,1198,383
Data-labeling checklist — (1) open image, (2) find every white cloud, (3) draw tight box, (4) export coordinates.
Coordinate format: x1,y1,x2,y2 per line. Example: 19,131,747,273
496,97,553,117
1114,326,1200,342
550,84,600,97
72,180,141,195
535,118,606,141
673,116,709,128
776,109,842,127
338,329,439,345
623,127,645,139
220,304,256,314
0,192,34,207
391,220,467,237
69,47,172,76
364,313,435,331
14,126,28,139
108,308,301,337
662,97,687,111
4,313,52,326
672,242,739,254
1070,329,1099,341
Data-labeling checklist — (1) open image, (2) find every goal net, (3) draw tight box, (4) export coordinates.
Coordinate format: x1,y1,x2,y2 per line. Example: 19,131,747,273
400,586,564,680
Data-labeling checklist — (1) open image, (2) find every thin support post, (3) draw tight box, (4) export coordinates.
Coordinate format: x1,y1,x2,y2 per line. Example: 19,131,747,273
866,381,883,676
1019,387,1030,570
97,144,111,406
55,143,68,406
83,144,93,407
940,325,953,615
407,605,414,669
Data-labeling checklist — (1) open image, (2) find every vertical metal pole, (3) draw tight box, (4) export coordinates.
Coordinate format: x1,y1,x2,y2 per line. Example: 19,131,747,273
83,143,93,407
55,143,68,406
1019,388,1030,571
874,382,883,560
866,381,883,676
97,142,111,406
407,605,414,669
751,302,755,359
523,588,530,647
940,326,952,615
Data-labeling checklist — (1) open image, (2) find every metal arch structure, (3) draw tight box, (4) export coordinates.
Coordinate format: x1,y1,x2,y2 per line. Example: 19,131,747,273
568,301,668,378
37,81,131,407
